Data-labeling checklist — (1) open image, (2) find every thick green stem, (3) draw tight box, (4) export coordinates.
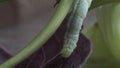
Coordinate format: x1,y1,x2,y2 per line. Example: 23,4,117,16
0,0,73,68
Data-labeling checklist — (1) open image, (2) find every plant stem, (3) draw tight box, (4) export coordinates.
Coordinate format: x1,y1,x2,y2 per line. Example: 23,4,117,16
0,0,73,68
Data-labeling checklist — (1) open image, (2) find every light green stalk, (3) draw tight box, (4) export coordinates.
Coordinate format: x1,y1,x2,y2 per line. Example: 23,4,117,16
0,0,73,67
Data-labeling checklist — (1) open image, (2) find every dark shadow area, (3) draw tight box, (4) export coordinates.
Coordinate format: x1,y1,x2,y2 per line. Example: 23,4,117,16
0,0,18,28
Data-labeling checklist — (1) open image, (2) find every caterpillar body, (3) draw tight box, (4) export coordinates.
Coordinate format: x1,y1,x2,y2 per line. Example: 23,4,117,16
61,0,92,58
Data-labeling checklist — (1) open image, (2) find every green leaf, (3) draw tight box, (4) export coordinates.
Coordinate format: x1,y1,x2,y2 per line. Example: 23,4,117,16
83,23,112,61
82,23,117,68
96,3,120,62
90,0,120,9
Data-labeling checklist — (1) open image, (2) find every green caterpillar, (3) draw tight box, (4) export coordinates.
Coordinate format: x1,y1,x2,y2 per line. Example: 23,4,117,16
61,0,92,58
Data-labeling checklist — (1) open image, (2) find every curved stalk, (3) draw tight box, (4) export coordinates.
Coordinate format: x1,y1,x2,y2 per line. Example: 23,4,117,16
0,0,73,67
